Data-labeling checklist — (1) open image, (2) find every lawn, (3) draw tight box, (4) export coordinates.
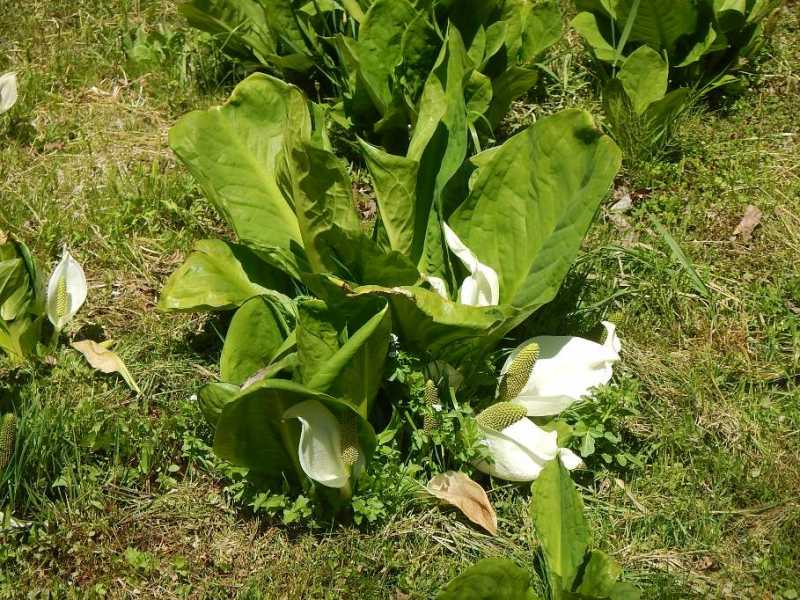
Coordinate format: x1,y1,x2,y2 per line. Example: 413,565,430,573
0,0,798,598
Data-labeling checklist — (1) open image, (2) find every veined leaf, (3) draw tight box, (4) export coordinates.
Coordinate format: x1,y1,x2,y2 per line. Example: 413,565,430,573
169,74,310,276
220,296,295,385
449,110,621,311
531,460,589,590
297,297,391,416
617,45,668,114
158,240,286,312
437,558,540,600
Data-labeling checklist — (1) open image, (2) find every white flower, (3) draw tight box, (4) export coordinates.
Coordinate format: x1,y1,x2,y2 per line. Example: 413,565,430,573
423,274,449,299
46,248,88,331
283,399,363,489
501,322,622,416
0,72,17,114
473,402,581,482
442,223,499,307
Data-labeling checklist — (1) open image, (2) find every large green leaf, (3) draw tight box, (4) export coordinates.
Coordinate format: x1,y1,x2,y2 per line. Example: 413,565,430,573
169,74,310,277
197,382,239,429
158,240,285,312
616,0,699,55
410,27,470,278
296,297,391,416
437,558,541,600
360,141,419,256
572,12,619,62
287,143,361,274
351,284,515,361
520,0,563,63
220,296,295,385
531,461,589,591
448,110,621,311
617,45,668,114
178,0,275,64
355,0,418,113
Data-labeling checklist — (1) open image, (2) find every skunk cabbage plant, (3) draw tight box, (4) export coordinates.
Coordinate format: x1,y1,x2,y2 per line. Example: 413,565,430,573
178,0,562,148
573,0,782,90
160,70,621,364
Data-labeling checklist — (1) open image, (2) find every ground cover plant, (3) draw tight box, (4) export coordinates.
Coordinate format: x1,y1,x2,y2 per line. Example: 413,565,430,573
0,0,799,598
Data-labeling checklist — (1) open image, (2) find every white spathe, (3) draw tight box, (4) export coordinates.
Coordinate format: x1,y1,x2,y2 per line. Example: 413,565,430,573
424,274,449,300
442,223,499,307
46,248,88,331
283,399,360,489
474,417,581,482
502,321,622,416
0,72,17,114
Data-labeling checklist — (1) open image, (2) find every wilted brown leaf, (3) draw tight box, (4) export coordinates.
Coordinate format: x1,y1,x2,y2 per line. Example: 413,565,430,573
71,340,141,394
731,205,763,243
427,471,497,535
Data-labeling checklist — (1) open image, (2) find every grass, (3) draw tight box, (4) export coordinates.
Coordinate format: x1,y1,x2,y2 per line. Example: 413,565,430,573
1,0,799,598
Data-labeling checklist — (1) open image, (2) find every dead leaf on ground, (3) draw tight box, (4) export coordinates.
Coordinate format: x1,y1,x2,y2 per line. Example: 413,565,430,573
71,340,141,394
426,471,497,535
731,205,763,243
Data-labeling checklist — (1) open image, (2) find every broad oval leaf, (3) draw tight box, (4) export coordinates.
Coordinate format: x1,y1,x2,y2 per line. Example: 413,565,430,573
437,558,540,600
220,295,295,385
617,45,668,115
448,109,621,311
168,73,310,276
158,240,284,312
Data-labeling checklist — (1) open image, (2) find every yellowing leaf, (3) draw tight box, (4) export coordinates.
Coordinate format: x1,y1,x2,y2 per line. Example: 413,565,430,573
427,471,497,535
71,340,141,395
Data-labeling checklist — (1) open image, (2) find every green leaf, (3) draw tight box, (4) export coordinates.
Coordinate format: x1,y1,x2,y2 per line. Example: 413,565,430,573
575,551,622,597
169,74,310,277
649,215,711,299
355,0,418,113
287,143,361,274
713,0,747,32
360,141,419,257
572,12,619,63
531,460,589,590
197,382,240,428
158,240,284,312
437,558,540,600
409,26,470,276
617,0,699,55
220,296,295,385
521,1,563,62
311,226,421,288
178,0,275,64
351,284,514,361
0,315,42,362
617,45,668,114
297,297,391,416
449,109,621,311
